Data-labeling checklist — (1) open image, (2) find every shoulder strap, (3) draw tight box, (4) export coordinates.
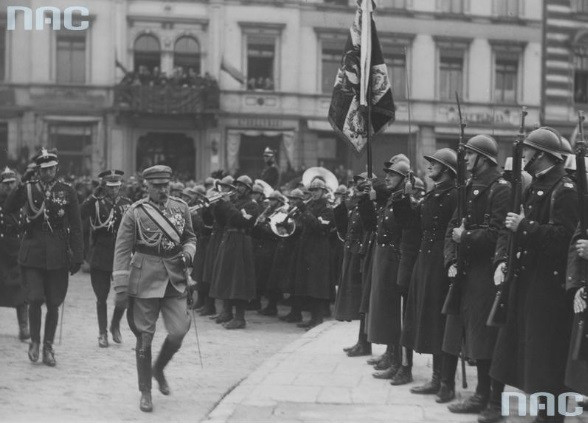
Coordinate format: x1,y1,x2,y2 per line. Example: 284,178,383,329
26,183,44,219
548,176,569,225
139,202,182,245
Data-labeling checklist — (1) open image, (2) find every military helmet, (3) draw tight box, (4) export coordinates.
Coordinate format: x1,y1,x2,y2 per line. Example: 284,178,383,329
522,127,564,161
309,178,328,191
252,183,265,194
287,188,305,200
413,177,425,192
464,135,498,164
384,159,411,177
235,175,253,190
560,137,573,156
423,148,457,175
335,184,347,195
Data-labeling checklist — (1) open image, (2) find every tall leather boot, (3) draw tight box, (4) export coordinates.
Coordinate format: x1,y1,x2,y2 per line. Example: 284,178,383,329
436,353,457,403
411,353,441,394
152,338,180,395
42,342,56,367
110,306,125,344
97,301,108,348
16,304,30,341
136,333,153,412
28,301,42,362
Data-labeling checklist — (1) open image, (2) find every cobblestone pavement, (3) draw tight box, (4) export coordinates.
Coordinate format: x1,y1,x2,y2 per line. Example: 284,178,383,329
204,321,588,423
0,272,301,423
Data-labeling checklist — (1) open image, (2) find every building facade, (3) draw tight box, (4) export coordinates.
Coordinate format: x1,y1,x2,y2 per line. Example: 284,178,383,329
0,0,542,182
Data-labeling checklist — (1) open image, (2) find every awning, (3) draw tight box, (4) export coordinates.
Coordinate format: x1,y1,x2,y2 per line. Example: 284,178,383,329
307,120,418,134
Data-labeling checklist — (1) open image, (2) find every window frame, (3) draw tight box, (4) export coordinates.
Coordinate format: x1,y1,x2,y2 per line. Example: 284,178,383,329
48,124,94,176
573,33,588,105
133,33,162,74
317,31,347,95
173,35,201,75
380,37,413,101
492,0,520,18
240,23,284,92
437,0,468,15
573,0,588,14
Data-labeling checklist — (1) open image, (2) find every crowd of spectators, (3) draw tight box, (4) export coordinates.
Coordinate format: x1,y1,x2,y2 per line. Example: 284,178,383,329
119,65,219,91
247,76,274,91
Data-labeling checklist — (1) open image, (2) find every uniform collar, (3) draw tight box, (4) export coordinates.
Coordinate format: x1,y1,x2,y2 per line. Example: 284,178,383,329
530,164,566,189
470,167,502,187
433,179,455,192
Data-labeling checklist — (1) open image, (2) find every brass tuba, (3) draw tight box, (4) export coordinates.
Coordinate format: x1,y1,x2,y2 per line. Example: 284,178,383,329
301,167,339,193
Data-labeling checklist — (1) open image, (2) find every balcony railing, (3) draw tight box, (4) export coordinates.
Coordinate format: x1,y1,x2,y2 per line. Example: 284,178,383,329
114,84,220,115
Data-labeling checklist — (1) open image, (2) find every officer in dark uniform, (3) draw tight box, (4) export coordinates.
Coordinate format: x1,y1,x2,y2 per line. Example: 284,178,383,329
0,167,29,341
491,128,578,423
260,147,280,189
4,148,84,366
81,170,131,348
112,165,196,412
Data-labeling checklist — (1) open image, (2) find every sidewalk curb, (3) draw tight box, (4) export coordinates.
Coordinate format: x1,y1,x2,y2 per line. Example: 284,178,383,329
201,321,338,423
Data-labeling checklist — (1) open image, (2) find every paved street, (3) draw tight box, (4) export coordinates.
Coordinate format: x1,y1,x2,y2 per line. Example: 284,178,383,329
0,272,301,423
205,321,588,423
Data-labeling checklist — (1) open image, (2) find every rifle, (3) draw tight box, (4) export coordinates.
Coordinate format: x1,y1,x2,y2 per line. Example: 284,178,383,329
572,111,588,361
442,92,467,315
486,106,528,327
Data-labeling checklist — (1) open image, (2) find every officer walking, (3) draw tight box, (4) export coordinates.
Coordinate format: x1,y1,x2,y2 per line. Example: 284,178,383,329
81,170,131,347
4,148,84,366
0,167,29,341
112,165,196,413
260,147,280,189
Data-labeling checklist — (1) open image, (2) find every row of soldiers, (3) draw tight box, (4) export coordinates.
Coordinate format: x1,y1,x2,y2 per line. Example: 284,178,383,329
330,128,588,423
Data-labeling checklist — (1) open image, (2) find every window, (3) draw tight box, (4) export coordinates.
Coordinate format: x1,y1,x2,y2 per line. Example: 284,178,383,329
573,0,588,13
495,54,518,102
438,0,465,14
56,33,86,84
321,41,342,94
0,24,5,81
494,0,519,17
49,125,93,176
174,36,201,75
574,34,588,104
246,35,276,91
439,49,464,100
384,46,407,100
133,34,161,74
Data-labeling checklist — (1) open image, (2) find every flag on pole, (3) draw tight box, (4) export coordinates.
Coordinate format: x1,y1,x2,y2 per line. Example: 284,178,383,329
328,0,395,154
221,56,246,85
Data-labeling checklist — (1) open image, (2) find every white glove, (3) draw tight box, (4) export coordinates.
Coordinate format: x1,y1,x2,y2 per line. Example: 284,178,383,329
574,287,587,314
494,262,506,286
448,264,457,278
241,209,252,220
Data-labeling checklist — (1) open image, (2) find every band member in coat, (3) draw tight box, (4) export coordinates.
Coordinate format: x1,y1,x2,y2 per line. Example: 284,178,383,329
4,148,84,367
491,128,579,423
81,170,131,348
112,165,196,412
395,149,459,402
260,147,280,189
292,178,335,329
565,224,588,399
201,175,235,316
209,175,260,329
0,167,28,341
443,136,510,419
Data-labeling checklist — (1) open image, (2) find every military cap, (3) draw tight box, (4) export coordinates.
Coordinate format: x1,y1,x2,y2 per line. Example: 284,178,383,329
268,191,287,204
142,165,172,184
216,175,235,190
98,169,124,187
0,166,16,183
263,147,275,157
235,175,253,190
287,188,305,200
309,178,328,191
35,147,59,169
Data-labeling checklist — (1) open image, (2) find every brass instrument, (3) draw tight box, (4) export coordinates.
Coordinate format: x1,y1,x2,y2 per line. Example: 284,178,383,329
189,190,236,212
268,198,311,238
254,179,274,197
302,167,339,192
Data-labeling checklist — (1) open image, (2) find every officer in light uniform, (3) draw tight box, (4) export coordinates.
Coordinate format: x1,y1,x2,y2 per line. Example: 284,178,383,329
112,165,196,413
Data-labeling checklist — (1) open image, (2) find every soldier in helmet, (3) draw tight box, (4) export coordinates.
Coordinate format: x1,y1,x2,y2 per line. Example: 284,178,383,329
260,147,280,189
4,148,84,366
0,167,29,341
80,170,132,348
491,128,578,423
392,149,460,402
209,175,260,329
291,178,335,329
112,165,196,412
442,135,511,420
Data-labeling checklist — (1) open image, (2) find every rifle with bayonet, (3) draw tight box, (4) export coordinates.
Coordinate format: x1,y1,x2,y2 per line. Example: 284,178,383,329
486,106,527,327
442,92,467,316
572,111,588,361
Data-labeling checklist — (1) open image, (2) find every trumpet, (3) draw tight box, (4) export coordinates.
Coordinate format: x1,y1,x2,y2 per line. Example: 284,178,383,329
189,190,236,212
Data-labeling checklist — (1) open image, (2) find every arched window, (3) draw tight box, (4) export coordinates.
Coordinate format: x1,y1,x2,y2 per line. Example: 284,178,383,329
133,34,161,75
573,32,588,104
174,36,200,76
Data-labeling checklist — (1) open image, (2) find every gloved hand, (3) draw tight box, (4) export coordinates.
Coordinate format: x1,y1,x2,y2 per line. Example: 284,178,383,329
448,263,457,278
574,287,587,314
180,251,192,268
22,165,37,183
69,262,81,276
114,291,128,309
494,262,506,286
93,185,105,199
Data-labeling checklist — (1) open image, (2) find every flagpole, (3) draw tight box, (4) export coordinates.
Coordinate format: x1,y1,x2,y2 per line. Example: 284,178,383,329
367,77,373,178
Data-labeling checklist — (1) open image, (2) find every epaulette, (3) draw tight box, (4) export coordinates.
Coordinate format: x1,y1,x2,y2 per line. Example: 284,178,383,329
130,198,148,209
169,196,188,207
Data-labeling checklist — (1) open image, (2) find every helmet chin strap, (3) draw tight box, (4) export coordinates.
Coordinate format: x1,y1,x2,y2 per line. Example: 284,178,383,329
523,150,541,173
471,154,482,177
